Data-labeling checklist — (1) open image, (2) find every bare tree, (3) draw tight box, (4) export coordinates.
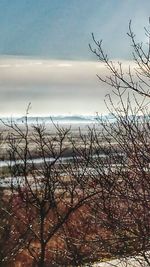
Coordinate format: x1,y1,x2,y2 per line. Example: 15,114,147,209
1,19,150,267
5,116,104,267
85,19,150,266
90,20,150,98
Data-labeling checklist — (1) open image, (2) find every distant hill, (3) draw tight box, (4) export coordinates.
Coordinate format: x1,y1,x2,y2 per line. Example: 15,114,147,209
0,114,116,124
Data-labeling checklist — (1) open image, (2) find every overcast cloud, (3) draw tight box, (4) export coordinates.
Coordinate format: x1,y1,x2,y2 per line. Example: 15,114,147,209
0,57,137,116
0,1,149,116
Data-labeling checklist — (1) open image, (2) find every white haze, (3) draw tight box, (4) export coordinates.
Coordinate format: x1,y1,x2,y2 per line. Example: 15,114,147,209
0,57,137,116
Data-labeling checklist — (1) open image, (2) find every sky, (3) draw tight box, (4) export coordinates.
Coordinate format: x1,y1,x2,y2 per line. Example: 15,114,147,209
0,0,150,116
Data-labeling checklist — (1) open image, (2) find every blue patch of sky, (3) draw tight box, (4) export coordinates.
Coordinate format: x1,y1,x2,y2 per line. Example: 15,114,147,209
0,0,149,59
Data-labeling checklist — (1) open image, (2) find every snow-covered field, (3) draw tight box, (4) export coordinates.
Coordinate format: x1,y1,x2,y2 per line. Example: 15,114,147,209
91,255,150,267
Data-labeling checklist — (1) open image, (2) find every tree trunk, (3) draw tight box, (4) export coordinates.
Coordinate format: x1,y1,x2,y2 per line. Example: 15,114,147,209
38,242,46,267
38,211,46,267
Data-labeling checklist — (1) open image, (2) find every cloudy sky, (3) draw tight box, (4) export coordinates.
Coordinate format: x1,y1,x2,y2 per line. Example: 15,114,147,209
0,0,149,116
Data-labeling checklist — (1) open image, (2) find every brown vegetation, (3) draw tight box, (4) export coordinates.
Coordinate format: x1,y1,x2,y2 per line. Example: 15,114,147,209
0,20,150,267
